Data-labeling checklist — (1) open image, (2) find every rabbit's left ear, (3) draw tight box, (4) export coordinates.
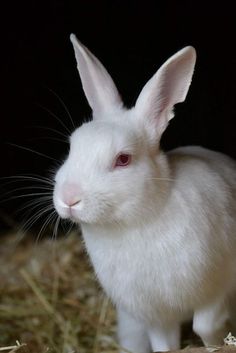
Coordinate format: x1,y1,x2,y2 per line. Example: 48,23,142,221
70,34,122,116
135,46,196,142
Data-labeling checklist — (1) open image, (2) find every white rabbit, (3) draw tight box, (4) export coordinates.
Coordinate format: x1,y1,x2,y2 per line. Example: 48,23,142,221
53,34,236,353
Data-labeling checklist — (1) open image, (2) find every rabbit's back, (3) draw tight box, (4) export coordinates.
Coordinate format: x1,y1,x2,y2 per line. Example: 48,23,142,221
167,145,236,304
167,145,236,258
168,146,236,188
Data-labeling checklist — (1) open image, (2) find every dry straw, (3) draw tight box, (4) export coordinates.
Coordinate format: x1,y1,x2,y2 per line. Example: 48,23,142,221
0,229,233,353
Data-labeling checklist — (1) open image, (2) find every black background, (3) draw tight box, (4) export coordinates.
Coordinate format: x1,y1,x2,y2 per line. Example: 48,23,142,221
1,1,236,229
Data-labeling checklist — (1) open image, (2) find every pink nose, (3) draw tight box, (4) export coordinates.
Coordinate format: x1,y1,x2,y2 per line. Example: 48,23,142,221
62,183,82,207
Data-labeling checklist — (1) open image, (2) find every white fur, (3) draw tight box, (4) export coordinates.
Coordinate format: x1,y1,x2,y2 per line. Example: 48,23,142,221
53,36,236,352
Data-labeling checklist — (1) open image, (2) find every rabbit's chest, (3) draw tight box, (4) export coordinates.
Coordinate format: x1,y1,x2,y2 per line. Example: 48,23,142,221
82,226,198,322
99,250,184,321
82,223,230,323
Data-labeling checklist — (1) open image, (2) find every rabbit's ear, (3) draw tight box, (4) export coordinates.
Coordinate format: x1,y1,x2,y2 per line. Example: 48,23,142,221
135,46,196,143
70,34,122,116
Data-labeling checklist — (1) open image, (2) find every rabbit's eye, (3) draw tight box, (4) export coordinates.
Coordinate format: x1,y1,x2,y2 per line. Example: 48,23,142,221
115,153,131,167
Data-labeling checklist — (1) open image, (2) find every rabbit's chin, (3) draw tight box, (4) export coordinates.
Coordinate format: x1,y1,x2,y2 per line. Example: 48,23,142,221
53,202,104,225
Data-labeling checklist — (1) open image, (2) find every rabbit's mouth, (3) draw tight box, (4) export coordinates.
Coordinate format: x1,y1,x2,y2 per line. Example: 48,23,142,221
68,201,82,221
53,188,111,225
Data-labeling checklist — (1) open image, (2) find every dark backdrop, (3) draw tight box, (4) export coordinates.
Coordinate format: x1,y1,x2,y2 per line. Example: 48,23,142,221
1,0,236,230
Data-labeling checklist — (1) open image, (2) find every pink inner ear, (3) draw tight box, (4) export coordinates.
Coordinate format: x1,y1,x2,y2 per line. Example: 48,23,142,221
70,34,123,116
134,46,196,142
115,154,131,167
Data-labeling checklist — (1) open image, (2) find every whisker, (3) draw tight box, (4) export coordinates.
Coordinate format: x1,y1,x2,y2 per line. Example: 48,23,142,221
64,220,75,237
52,215,61,241
15,197,53,215
7,143,57,162
46,87,76,129
33,125,68,139
20,204,54,235
28,136,67,144
1,186,53,198
1,175,54,185
1,193,52,204
19,195,52,206
35,210,57,244
26,173,54,182
36,102,71,135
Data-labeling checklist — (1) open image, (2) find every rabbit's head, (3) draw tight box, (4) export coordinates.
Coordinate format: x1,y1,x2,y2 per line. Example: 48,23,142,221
53,35,196,225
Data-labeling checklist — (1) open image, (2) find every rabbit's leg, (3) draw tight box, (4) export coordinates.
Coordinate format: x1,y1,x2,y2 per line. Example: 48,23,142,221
117,309,151,353
147,322,181,351
193,300,231,346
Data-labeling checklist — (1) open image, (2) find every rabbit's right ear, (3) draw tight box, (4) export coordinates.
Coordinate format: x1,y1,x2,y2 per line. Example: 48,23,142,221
135,46,196,144
70,34,123,117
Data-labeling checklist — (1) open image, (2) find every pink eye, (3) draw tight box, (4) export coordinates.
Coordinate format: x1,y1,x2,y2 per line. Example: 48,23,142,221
115,153,131,167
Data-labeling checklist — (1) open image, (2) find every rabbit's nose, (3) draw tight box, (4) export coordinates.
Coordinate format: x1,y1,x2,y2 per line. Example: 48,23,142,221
62,183,82,207
68,199,81,207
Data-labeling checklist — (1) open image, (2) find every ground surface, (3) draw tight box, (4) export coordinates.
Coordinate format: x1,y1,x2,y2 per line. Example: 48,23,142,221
0,230,233,353
0,230,117,352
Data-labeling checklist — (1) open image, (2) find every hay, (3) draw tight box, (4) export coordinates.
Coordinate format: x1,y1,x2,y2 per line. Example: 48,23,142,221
0,230,233,353
0,231,117,353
